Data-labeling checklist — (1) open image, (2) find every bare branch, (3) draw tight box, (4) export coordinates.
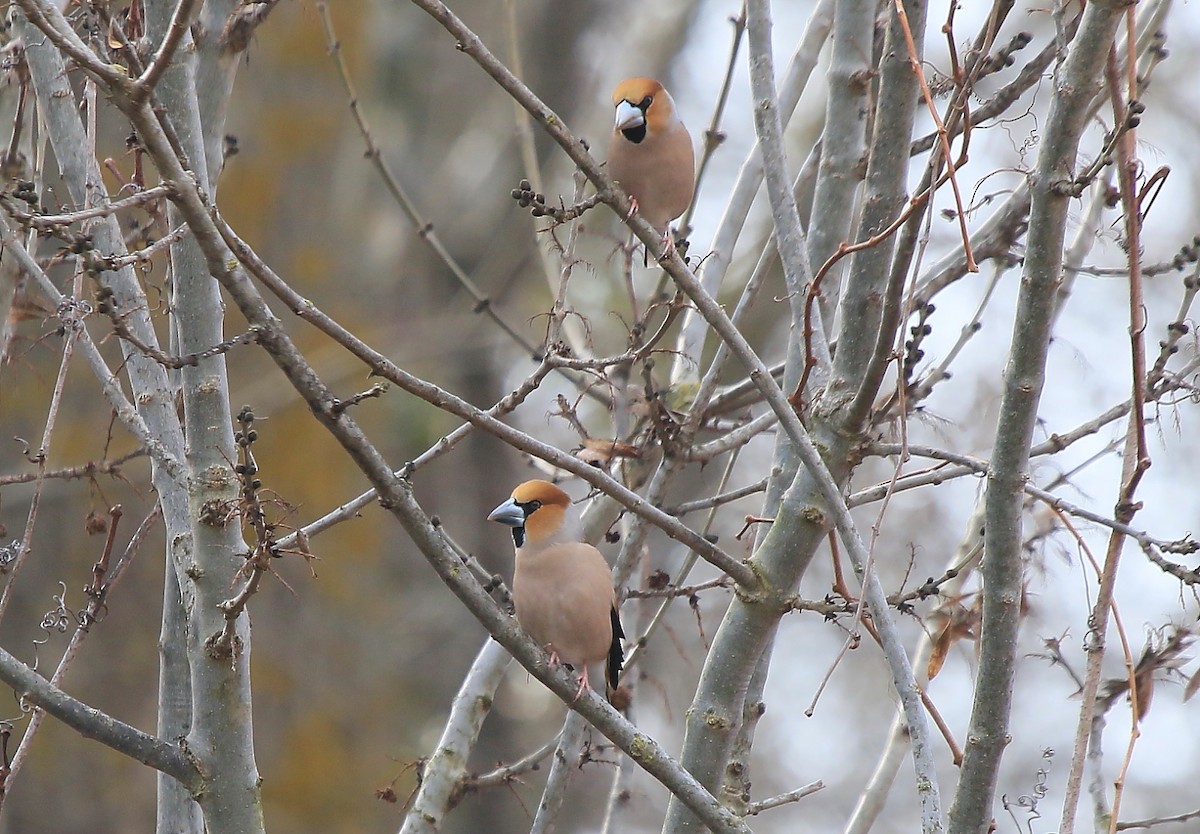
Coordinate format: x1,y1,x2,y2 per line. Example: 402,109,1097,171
315,0,541,360
211,209,755,587
949,3,1129,833
1117,808,1200,831
0,645,199,788
399,638,511,834
133,0,199,103
745,780,826,815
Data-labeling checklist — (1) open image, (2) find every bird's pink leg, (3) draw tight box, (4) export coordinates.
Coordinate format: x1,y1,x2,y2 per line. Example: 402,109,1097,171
543,645,591,700
573,665,592,701
658,229,677,260
625,197,640,220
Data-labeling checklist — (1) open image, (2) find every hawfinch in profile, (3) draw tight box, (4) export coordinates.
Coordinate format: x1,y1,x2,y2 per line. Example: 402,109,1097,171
489,480,624,701
607,77,695,259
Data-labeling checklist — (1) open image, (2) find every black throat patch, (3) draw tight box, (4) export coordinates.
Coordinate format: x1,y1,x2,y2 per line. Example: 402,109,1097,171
621,123,647,144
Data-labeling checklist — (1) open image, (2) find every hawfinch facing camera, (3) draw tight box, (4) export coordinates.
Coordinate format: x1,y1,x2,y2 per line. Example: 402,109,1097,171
607,77,695,258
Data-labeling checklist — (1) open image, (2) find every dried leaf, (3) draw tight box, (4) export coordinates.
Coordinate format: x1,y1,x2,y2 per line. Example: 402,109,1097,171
927,623,953,681
84,510,108,536
1133,671,1154,722
1097,674,1130,709
9,289,54,323
926,597,980,680
1184,667,1200,702
1132,644,1158,722
577,438,640,465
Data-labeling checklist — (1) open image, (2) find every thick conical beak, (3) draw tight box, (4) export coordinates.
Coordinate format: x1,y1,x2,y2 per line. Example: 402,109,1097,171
614,99,645,132
487,497,526,527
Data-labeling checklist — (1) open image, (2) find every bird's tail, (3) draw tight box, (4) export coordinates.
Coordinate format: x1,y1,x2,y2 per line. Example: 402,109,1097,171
606,606,625,700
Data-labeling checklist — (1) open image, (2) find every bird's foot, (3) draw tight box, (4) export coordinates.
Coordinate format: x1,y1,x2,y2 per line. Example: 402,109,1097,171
657,229,677,261
572,666,592,702
625,197,640,220
545,647,562,669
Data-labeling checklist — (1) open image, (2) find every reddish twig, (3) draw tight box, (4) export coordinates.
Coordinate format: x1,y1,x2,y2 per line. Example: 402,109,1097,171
790,121,970,414
894,0,975,273
1058,37,1154,834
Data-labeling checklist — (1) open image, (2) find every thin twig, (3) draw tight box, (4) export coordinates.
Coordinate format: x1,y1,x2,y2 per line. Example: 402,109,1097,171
1056,22,1153,832
3,185,169,228
7,506,159,783
0,448,146,486
892,0,975,272
97,286,260,369
677,2,746,239
625,576,732,600
0,267,87,625
315,0,540,359
666,479,767,516
744,780,825,815
209,211,754,586
467,733,561,790
1102,32,1148,834
1116,808,1200,831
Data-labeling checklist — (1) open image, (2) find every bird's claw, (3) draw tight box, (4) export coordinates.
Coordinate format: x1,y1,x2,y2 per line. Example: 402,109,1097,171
658,230,677,261
572,667,591,701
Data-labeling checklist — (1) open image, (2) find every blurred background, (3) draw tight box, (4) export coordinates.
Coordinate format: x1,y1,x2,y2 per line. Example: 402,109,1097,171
1,0,1199,832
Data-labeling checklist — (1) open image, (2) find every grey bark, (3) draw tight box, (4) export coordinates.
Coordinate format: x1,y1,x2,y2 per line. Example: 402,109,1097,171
947,3,1129,833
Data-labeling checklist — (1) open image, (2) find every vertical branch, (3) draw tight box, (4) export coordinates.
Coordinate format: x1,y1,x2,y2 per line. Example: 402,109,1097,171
668,0,834,395
1106,39,1150,501
824,0,928,429
744,0,814,338
1059,22,1152,834
398,638,511,834
847,0,1010,425
844,508,984,834
193,0,244,185
685,0,843,815
948,3,1129,834
133,0,199,101
678,2,747,241
806,0,874,330
12,4,188,499
140,0,264,829
528,712,588,834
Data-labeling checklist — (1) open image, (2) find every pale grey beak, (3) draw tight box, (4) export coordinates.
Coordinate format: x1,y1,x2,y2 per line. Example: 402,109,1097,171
487,497,526,527
614,99,645,132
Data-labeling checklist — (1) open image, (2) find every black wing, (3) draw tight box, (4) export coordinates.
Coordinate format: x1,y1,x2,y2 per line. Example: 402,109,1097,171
606,605,625,693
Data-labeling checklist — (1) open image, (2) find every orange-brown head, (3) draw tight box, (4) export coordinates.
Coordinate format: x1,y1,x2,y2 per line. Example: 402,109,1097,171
488,480,573,549
611,77,675,144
